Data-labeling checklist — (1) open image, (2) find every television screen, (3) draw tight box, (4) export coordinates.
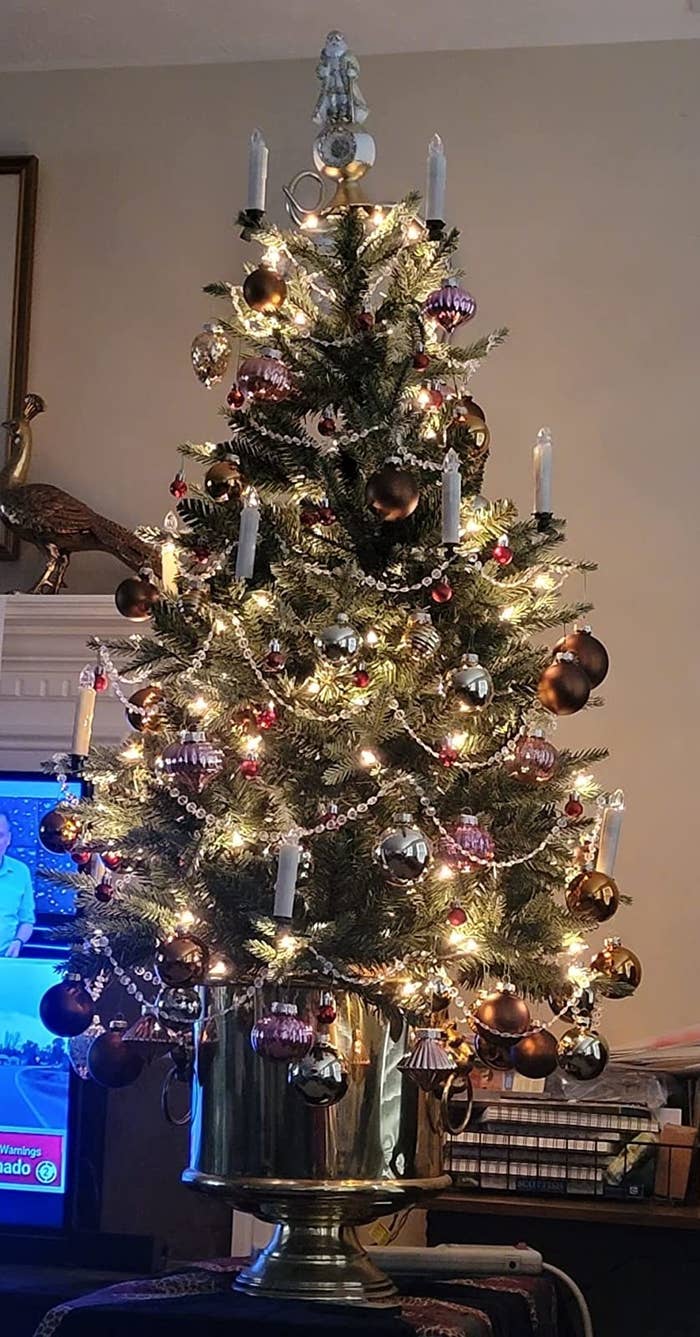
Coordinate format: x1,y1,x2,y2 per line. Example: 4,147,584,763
0,774,82,924
0,957,71,1228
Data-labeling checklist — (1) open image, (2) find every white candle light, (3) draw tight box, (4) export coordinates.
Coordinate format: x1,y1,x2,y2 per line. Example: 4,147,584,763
441,447,462,545
161,511,180,595
247,129,269,213
426,133,447,222
235,489,260,581
273,840,301,919
533,426,553,516
71,665,96,759
596,791,625,877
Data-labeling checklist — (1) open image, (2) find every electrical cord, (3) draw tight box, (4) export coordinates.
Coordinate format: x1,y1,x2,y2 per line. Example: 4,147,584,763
542,1261,594,1337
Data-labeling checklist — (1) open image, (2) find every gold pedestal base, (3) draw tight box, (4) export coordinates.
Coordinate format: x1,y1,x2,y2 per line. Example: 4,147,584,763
184,1172,450,1307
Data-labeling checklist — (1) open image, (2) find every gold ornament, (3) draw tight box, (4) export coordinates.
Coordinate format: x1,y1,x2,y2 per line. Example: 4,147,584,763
408,609,440,657
590,937,642,999
190,323,231,387
557,1027,609,1081
566,869,619,924
0,395,159,593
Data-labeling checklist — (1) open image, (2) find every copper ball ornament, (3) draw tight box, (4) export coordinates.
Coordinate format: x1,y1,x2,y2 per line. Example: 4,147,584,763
237,348,292,402
590,937,642,998
424,277,477,331
537,654,591,716
289,1037,349,1106
114,576,159,621
157,730,224,793
87,1018,145,1088
548,980,596,1023
126,685,165,733
40,979,94,1037
376,812,431,885
242,264,287,313
38,807,81,854
508,731,559,784
557,1027,609,1081
365,466,419,522
473,989,531,1040
250,1002,314,1062
510,1028,559,1079
566,869,620,924
155,934,209,988
204,459,243,503
554,626,609,689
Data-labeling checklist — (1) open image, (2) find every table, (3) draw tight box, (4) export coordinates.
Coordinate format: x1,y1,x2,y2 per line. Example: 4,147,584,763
32,1258,565,1337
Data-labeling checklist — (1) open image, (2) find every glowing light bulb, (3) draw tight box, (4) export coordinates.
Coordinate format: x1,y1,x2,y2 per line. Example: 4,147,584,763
500,606,516,622
365,629,380,646
120,742,142,763
228,830,244,850
305,677,321,697
574,771,594,792
417,386,432,408
278,933,297,952
401,980,419,998
177,909,196,929
465,518,480,535
448,929,463,946
465,938,479,954
566,938,586,957
293,311,308,326
359,748,379,769
263,245,281,269
423,427,437,440
302,213,319,230
370,207,385,227
208,957,231,978
190,695,208,716
448,732,467,750
438,864,455,881
252,591,272,608
214,617,227,633
406,220,422,241
534,572,554,591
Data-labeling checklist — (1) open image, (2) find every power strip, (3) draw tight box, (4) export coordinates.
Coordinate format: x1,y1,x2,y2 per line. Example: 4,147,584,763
370,1244,543,1276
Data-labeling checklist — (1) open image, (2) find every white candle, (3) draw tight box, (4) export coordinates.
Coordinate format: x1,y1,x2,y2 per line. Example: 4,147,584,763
71,673,96,758
273,840,301,919
596,792,625,877
426,133,447,221
441,447,462,545
247,129,268,213
235,490,260,581
534,426,553,515
161,540,178,595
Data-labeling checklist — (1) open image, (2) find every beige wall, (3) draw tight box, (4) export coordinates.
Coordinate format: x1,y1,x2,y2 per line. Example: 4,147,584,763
0,41,698,1045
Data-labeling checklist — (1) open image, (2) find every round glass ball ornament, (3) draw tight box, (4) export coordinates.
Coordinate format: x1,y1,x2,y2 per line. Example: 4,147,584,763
452,654,494,711
375,812,431,885
155,934,210,988
190,323,231,387
114,576,159,621
548,980,596,1024
314,613,360,662
473,988,531,1041
250,1002,314,1062
566,869,620,924
157,730,224,794
204,459,243,503
242,264,287,313
590,937,642,999
126,685,165,733
442,814,494,873
237,348,292,402
87,1017,145,1088
557,1027,609,1081
537,653,591,716
289,1037,349,1107
155,985,203,1029
40,978,94,1037
554,625,609,688
508,730,559,784
510,1028,559,1079
39,807,81,854
408,609,440,657
424,277,477,332
365,465,419,522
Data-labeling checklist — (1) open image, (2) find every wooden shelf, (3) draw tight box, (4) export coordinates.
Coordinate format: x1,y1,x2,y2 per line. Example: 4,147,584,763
428,1190,700,1230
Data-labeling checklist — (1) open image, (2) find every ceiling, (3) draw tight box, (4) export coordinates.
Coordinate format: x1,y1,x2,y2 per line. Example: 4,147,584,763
1,0,699,72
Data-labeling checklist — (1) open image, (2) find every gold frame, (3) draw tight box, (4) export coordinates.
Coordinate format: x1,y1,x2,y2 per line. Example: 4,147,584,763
0,155,38,561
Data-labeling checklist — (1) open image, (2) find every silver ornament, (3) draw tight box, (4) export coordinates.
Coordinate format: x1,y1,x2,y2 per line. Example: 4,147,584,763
190,323,231,388
156,984,202,1030
408,609,440,658
289,1037,349,1106
452,653,493,711
376,812,431,885
556,1027,609,1081
314,612,360,662
398,1028,456,1092
68,1016,105,1080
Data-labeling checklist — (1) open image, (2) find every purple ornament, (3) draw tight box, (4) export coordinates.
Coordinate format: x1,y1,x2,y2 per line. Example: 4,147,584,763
250,1002,314,1062
157,730,224,793
424,278,477,332
237,348,292,402
440,814,494,873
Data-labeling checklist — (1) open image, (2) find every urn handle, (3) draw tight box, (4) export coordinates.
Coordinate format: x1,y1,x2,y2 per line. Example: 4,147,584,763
439,1070,473,1135
161,1063,192,1127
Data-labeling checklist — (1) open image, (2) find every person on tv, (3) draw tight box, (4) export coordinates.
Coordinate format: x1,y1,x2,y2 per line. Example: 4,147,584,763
0,811,35,957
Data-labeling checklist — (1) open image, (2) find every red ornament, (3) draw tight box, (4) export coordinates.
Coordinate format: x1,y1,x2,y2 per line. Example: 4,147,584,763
255,705,277,730
352,667,370,688
101,851,122,871
318,415,336,437
412,349,430,370
238,349,292,402
438,743,458,767
159,731,225,793
447,905,467,928
169,472,188,500
192,544,211,562
317,504,336,526
71,849,92,868
317,992,337,1025
263,643,286,674
95,877,113,904
565,795,584,820
226,385,246,409
93,669,109,693
419,384,444,410
239,756,260,779
430,580,453,605
357,310,374,332
492,537,513,567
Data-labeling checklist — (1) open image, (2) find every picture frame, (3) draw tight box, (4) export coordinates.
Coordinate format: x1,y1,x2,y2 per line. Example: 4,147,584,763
0,156,38,561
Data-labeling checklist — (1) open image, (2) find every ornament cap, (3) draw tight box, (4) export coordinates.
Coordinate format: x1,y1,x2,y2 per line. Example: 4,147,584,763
466,653,479,665
260,347,283,361
459,813,477,826
271,1001,298,1017
109,1015,128,1034
415,1027,446,1040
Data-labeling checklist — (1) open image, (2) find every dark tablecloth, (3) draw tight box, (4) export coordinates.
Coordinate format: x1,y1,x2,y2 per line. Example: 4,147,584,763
32,1259,563,1337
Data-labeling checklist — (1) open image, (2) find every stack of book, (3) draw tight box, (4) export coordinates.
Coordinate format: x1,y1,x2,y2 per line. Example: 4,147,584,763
447,1096,660,1199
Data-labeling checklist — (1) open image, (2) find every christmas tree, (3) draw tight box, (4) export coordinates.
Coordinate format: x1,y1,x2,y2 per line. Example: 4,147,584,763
39,34,639,1087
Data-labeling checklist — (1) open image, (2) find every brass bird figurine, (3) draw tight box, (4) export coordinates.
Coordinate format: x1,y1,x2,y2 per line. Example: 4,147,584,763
0,394,158,593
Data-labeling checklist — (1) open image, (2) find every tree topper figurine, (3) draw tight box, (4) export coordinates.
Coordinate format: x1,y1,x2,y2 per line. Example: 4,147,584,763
313,31,369,128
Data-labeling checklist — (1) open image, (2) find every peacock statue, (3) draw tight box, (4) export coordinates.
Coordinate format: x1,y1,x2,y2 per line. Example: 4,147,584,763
0,394,158,592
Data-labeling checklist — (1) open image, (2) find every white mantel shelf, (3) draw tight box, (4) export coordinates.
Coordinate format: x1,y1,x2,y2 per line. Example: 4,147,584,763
0,594,129,767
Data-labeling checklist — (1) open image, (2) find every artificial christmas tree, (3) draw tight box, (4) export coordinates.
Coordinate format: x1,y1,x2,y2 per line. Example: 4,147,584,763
40,31,637,1306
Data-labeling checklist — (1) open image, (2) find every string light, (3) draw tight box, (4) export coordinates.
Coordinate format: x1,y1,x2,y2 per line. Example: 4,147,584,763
447,732,467,750
465,518,481,535
416,386,432,408
533,572,554,591
190,695,208,716
406,220,422,241
278,933,298,952
370,206,385,227
293,311,308,326
119,742,142,763
228,830,245,850
401,980,419,998
301,213,319,230
263,245,282,269
177,909,196,929
438,864,455,881
500,606,516,622
214,617,228,633
364,628,380,646
359,748,379,769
